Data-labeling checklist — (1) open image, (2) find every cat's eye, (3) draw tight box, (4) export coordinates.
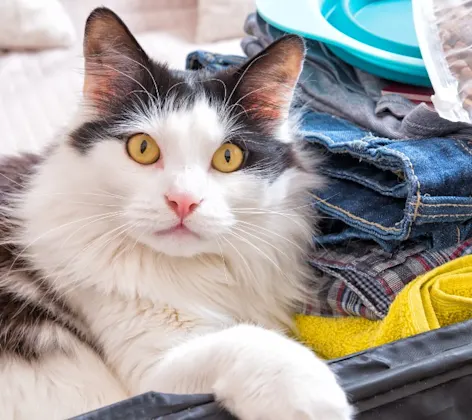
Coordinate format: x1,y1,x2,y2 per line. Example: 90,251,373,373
126,134,160,165
212,143,244,173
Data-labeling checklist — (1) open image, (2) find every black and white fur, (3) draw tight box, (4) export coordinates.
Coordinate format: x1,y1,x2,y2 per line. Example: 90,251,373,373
0,8,351,420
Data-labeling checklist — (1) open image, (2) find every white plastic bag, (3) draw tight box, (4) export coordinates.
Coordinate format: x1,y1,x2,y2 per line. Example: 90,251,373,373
413,0,472,123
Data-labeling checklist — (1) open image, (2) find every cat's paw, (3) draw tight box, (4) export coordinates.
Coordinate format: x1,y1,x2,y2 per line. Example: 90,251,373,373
212,326,352,420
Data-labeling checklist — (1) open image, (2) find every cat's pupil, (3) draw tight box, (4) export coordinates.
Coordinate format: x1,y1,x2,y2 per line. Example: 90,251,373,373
140,140,148,154
224,149,231,163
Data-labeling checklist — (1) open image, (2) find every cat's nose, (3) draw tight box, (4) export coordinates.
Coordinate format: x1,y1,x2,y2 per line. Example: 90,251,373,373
165,193,201,220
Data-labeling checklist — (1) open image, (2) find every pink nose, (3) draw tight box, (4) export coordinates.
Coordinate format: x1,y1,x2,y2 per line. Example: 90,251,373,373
165,193,200,220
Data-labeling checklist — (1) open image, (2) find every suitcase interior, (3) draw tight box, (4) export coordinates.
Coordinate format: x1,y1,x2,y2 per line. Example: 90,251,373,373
72,320,472,420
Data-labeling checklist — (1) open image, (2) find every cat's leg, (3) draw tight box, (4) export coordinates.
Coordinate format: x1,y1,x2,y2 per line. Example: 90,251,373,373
0,342,127,420
141,325,352,420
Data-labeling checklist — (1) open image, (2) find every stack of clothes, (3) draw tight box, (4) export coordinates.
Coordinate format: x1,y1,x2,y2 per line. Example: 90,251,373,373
186,13,472,358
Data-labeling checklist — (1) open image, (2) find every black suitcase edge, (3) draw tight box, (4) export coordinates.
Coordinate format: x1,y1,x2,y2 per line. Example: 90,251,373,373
72,320,472,419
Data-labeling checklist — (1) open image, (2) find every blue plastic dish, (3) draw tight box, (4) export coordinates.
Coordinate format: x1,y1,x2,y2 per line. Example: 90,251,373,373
340,0,421,58
256,0,430,86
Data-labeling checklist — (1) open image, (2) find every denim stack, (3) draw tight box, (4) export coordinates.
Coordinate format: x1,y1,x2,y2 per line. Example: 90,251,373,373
186,13,472,319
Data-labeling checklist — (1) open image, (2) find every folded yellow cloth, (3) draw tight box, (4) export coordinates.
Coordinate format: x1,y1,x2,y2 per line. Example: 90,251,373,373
296,254,472,360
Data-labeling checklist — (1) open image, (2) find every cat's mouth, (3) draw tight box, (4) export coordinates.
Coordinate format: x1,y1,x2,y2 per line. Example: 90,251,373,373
153,224,200,239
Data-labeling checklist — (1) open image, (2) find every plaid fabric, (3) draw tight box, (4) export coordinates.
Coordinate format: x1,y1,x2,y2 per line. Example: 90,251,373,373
302,239,472,320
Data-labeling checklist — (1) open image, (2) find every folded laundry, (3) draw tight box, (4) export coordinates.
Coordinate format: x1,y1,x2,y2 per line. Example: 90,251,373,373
302,238,472,320
242,13,472,140
187,48,472,251
295,254,472,359
185,15,472,321
303,111,472,250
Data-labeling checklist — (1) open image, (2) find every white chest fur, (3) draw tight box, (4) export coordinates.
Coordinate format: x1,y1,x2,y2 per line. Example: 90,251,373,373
70,286,233,393
34,235,301,392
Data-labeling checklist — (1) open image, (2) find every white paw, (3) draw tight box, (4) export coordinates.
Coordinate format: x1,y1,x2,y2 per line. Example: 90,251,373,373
212,326,352,420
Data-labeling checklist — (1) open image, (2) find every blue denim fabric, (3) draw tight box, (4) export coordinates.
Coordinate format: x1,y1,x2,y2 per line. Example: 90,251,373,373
302,112,472,250
186,52,245,72
185,54,472,250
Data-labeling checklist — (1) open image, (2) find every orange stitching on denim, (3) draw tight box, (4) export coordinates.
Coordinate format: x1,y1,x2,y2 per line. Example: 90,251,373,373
457,140,472,157
311,193,401,232
393,150,420,240
417,213,472,218
420,202,472,207
412,180,421,221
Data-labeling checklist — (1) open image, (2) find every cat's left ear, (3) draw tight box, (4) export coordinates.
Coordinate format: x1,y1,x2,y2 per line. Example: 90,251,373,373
83,7,150,112
230,35,305,131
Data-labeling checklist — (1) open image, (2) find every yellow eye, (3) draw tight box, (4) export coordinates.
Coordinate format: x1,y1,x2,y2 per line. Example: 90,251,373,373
126,133,160,165
212,143,244,173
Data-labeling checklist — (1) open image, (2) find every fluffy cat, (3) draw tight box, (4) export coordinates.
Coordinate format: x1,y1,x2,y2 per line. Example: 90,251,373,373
0,8,351,420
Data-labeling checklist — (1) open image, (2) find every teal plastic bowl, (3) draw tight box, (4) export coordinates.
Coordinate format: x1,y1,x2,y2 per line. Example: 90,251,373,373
339,0,421,58
256,0,430,86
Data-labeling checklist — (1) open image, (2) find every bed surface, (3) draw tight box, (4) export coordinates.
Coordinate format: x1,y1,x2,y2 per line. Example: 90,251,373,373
0,1,242,156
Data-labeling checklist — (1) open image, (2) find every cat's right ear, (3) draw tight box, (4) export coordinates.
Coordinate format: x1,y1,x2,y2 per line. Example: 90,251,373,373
83,7,150,113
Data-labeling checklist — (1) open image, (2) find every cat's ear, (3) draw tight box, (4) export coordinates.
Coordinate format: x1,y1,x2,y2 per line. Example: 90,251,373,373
83,7,150,112
231,35,305,131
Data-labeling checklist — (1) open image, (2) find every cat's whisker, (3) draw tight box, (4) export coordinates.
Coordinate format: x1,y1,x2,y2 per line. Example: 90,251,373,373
59,211,127,250
101,63,157,106
235,220,306,254
225,79,294,118
219,235,257,282
94,188,126,200
164,81,189,104
233,209,336,222
13,191,125,201
232,209,309,218
6,211,126,280
119,53,162,111
62,201,123,208
78,220,135,257
128,226,146,257
221,104,250,129
224,52,269,108
200,78,228,103
111,223,141,264
232,203,313,212
32,215,129,283
231,225,290,260
127,92,151,117
0,172,26,188
232,203,312,214
226,230,285,276
49,221,136,294
233,209,307,229
225,85,273,116
215,236,232,285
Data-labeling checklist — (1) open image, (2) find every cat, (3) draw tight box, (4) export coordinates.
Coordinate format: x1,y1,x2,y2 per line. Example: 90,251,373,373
0,7,352,420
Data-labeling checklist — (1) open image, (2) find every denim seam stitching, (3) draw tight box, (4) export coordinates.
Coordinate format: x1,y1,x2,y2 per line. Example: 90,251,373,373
406,202,472,216
414,213,472,218
458,140,472,156
457,226,461,244
310,133,423,237
392,149,420,240
420,203,472,207
311,193,401,232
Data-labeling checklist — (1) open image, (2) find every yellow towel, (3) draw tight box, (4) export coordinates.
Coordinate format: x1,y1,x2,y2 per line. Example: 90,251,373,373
296,254,472,360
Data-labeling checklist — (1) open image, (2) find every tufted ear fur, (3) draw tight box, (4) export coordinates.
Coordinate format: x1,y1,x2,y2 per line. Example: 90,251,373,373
231,35,305,132
83,7,150,113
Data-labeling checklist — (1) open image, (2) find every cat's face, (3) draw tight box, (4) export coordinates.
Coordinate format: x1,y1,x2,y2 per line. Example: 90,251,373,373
63,8,320,258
